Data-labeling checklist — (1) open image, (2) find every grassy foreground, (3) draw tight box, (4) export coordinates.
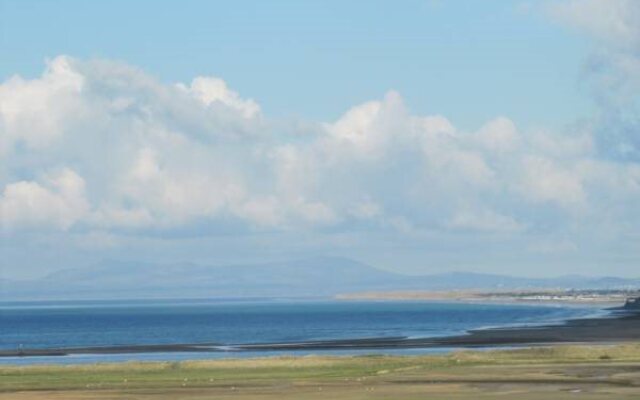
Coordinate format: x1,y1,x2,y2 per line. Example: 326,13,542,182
2,344,640,399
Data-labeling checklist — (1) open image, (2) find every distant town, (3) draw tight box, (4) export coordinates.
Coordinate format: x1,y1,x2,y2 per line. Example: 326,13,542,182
338,289,640,305
478,289,640,304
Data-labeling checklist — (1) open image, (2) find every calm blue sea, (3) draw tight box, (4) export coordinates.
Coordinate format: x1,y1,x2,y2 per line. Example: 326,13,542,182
0,299,602,365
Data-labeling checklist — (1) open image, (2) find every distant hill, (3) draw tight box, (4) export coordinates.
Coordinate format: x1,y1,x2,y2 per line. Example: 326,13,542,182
2,257,639,300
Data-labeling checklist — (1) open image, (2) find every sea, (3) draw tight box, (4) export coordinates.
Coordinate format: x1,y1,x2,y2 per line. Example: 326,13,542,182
0,299,605,365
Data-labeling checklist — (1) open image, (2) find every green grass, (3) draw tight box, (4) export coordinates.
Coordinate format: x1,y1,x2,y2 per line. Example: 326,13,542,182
3,343,640,393
0,355,430,391
2,344,640,400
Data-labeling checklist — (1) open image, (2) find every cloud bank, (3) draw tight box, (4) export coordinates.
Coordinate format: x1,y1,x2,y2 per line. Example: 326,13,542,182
1,0,639,276
550,0,640,161
1,55,638,239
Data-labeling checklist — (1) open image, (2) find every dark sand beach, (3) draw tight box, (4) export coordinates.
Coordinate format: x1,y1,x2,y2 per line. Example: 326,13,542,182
3,304,639,358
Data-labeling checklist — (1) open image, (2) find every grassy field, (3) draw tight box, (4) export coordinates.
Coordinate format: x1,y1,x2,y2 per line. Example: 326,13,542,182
2,344,640,399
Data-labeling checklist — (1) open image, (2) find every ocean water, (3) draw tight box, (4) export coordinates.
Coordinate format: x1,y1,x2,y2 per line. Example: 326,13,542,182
0,299,601,365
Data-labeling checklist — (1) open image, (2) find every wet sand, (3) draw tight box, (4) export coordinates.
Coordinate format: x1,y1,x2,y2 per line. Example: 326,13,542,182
2,307,639,358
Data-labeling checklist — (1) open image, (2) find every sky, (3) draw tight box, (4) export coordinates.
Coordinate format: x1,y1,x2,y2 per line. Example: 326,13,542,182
1,0,639,279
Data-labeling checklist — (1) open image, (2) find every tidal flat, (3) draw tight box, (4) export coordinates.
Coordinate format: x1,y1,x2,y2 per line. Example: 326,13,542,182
2,344,640,399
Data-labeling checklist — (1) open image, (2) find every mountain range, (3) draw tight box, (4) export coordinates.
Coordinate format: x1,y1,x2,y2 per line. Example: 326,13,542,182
2,257,639,300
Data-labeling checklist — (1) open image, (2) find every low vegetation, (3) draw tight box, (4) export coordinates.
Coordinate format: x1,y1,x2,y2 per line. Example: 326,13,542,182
2,344,640,399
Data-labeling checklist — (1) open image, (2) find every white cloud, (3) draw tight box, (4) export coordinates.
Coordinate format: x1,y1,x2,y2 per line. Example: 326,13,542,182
325,91,408,159
549,0,640,161
550,0,640,49
518,156,586,210
0,56,270,231
0,56,637,255
0,56,85,152
350,198,382,220
475,117,519,153
180,77,261,119
447,208,524,233
0,168,89,230
104,146,248,227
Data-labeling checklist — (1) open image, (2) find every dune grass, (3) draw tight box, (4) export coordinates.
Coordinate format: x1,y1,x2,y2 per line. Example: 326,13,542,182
2,344,640,399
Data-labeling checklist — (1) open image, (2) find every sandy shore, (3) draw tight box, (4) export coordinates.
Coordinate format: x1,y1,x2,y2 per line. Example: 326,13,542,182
2,306,639,358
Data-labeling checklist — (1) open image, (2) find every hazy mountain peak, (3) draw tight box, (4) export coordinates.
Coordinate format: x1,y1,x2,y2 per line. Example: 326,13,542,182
3,258,639,301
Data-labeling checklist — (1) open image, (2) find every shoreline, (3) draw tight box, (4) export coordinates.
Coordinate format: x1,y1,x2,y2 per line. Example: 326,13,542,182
3,305,639,360
336,290,637,306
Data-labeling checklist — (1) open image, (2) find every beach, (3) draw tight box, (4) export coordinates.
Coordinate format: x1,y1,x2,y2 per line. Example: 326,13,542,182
2,303,638,358
3,300,640,398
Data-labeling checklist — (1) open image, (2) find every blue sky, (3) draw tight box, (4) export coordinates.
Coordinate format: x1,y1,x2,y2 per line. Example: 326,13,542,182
1,0,639,279
1,0,590,128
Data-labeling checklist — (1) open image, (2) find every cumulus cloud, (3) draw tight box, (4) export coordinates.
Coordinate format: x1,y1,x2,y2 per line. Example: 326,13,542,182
0,55,638,250
550,0,640,49
179,77,261,119
518,156,586,210
550,0,640,161
0,168,89,230
0,57,85,151
447,207,524,233
551,0,640,100
475,117,519,153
